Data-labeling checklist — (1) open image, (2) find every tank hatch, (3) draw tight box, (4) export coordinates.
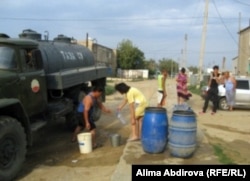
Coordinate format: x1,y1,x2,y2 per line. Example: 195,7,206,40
0,33,10,38
53,34,72,43
19,29,42,40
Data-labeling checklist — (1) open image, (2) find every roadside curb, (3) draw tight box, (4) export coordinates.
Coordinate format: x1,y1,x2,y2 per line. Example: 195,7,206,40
111,122,221,181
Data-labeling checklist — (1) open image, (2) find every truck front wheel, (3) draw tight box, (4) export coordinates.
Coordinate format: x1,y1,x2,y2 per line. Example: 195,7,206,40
0,116,27,181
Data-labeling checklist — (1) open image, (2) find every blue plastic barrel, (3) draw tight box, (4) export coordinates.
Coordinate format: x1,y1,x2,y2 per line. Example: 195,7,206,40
141,107,168,154
168,110,197,158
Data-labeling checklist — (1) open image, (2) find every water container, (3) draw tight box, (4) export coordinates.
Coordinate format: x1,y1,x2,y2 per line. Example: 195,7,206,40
116,111,127,124
110,134,121,147
141,107,168,154
77,132,92,154
168,110,197,158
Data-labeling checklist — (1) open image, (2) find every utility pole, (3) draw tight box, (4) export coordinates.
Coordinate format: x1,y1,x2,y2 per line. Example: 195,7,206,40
181,49,184,68
86,33,89,48
198,0,209,84
177,57,180,72
237,12,241,75
222,57,226,71
184,34,188,69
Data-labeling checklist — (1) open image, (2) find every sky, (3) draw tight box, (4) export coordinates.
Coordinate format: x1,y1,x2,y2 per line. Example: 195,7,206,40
1,0,250,71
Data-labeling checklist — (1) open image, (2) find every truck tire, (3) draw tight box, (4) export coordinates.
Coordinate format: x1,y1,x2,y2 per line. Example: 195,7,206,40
0,116,27,181
92,104,101,122
65,91,85,131
219,97,229,110
65,112,78,131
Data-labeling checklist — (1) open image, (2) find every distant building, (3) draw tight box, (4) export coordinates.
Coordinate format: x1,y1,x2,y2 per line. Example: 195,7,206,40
206,68,213,74
117,69,149,79
78,39,117,77
237,26,250,76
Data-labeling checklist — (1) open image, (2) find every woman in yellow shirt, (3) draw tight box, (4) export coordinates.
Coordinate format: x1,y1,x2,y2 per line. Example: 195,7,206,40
115,82,148,141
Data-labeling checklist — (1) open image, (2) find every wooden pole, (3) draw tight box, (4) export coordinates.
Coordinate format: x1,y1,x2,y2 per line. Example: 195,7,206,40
198,0,209,84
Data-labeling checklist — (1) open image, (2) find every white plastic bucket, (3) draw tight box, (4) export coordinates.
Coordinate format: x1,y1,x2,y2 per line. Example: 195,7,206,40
77,132,92,154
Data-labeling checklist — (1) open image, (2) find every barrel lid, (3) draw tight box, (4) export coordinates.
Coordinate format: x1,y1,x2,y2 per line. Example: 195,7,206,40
145,107,167,113
173,110,195,116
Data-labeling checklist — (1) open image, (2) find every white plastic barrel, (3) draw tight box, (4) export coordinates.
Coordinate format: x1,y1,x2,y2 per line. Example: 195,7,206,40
77,132,92,154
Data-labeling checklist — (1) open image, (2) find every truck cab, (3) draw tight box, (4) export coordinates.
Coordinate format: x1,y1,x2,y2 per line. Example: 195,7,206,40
0,39,48,115
0,38,47,181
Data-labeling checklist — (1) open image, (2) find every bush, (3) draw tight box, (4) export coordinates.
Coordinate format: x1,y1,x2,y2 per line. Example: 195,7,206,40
105,85,115,95
188,85,201,95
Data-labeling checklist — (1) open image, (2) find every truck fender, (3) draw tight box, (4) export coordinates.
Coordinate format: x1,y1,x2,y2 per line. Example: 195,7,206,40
0,98,32,146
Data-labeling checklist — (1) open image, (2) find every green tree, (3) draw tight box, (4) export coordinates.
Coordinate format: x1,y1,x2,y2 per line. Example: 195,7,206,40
188,66,198,74
158,58,178,77
117,39,145,69
144,58,158,75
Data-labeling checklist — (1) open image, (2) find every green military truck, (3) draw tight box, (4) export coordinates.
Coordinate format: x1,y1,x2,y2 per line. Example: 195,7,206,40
0,29,111,181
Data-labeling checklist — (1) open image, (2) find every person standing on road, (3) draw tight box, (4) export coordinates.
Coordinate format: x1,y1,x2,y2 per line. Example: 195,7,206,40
115,82,148,142
157,69,168,107
223,71,237,111
175,67,192,104
71,86,112,149
200,65,222,115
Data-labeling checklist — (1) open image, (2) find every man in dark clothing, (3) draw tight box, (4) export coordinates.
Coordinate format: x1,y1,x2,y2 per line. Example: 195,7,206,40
200,65,221,115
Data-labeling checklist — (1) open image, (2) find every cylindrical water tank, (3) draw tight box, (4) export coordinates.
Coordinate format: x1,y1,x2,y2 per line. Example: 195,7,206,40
141,107,168,154
18,29,95,74
168,110,197,158
38,41,95,74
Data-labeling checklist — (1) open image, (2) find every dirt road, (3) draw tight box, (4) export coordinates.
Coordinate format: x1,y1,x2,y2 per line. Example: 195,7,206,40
15,79,250,181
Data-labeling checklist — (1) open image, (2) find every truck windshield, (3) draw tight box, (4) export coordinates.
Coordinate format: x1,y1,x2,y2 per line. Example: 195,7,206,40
0,46,16,69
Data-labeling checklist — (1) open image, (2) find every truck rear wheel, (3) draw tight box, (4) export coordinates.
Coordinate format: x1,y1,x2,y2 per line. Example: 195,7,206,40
65,112,78,131
0,116,27,181
92,104,101,122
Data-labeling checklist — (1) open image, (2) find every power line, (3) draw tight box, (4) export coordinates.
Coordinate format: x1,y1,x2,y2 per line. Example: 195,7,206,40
212,0,238,45
0,16,247,22
234,0,250,6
